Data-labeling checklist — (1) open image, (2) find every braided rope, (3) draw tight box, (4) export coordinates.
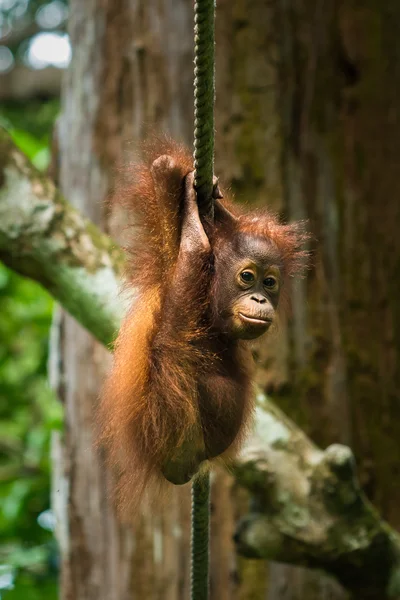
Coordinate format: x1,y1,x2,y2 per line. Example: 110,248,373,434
191,1,215,598
191,475,211,600
194,0,215,219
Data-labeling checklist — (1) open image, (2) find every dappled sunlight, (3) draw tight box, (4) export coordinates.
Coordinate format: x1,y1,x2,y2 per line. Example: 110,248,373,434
27,32,70,69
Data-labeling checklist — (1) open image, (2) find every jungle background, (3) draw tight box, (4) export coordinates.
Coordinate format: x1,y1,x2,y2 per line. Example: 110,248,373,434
0,1,66,598
1,0,400,599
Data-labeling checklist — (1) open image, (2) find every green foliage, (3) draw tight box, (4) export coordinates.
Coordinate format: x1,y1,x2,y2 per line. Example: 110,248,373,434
0,100,59,169
0,101,59,141
8,129,50,170
2,573,58,600
0,264,61,597
0,100,61,598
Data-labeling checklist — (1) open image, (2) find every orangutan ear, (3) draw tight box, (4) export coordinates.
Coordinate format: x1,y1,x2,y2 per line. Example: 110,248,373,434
214,199,238,227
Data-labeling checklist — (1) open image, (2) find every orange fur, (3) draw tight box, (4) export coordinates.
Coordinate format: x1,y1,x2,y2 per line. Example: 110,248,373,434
97,138,308,518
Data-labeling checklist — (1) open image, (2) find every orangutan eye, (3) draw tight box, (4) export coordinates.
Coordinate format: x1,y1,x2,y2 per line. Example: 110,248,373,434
263,276,277,290
240,271,255,283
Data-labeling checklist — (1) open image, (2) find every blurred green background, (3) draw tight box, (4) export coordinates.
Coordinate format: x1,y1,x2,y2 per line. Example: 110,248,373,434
0,1,68,597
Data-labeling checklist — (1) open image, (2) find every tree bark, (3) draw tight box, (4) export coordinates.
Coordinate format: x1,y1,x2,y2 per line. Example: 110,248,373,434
266,0,400,598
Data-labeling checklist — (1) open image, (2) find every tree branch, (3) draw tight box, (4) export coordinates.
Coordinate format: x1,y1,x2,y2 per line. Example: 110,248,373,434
0,127,125,346
0,128,399,597
234,397,400,598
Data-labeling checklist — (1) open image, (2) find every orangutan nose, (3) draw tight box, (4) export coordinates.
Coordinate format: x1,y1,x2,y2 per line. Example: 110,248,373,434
250,294,266,304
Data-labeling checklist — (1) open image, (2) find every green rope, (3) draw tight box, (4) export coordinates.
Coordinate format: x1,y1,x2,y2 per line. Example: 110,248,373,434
191,1,215,598
194,0,215,219
191,475,211,600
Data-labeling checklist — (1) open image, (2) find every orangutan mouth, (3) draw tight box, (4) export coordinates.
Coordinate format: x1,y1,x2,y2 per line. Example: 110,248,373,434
238,313,272,326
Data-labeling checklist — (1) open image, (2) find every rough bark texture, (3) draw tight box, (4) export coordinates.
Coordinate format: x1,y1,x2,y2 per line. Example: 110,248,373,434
234,399,400,599
50,0,400,599
265,1,400,598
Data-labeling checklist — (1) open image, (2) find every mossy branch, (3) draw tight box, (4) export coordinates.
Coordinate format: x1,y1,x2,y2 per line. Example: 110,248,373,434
1,127,399,598
0,127,125,347
234,395,400,599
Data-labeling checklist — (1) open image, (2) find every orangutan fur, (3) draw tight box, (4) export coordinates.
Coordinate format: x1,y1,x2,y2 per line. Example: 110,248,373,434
97,138,309,517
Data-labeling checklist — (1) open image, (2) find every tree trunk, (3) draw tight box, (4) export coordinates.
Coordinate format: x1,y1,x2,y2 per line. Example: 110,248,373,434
53,0,400,599
264,1,400,598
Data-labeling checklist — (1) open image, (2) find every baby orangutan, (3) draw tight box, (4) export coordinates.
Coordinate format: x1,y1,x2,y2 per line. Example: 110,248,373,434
98,140,308,514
